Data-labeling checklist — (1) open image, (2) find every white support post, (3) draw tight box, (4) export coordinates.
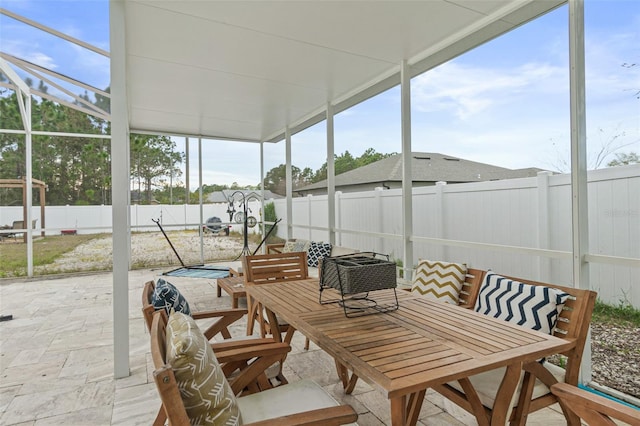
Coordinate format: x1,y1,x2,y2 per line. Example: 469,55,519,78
327,103,336,245
434,181,446,261
285,127,293,239
569,0,591,384
375,187,384,253
260,142,266,253
537,171,553,281
307,194,313,241
109,0,130,378
185,137,190,205
336,191,343,246
198,137,204,264
401,60,414,279
25,95,34,276
4,59,35,275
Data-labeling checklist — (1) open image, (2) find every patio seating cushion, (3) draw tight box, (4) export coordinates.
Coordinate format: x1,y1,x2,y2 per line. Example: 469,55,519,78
152,278,191,316
166,310,241,425
448,361,566,410
411,259,467,304
474,273,570,334
237,379,356,425
307,241,332,267
282,239,310,253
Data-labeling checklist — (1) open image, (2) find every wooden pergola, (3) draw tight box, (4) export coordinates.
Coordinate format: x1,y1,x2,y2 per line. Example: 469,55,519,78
0,178,47,241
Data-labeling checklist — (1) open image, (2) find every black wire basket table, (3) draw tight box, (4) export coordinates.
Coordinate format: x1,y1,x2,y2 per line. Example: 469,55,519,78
319,252,399,317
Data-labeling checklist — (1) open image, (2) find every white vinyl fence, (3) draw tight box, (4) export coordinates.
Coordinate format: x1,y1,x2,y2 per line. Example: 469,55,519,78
1,165,638,306
0,201,265,235
273,165,640,308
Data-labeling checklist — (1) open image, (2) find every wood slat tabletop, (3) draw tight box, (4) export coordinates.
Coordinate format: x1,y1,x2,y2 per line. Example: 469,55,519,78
246,278,574,424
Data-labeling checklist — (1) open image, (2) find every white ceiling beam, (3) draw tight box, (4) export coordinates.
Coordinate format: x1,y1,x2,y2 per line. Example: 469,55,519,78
0,56,30,95
1,52,110,98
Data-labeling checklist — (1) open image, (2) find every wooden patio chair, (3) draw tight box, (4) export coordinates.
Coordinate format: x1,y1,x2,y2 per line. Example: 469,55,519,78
142,279,246,341
142,280,288,386
150,310,358,426
551,383,640,425
242,252,310,349
432,274,598,426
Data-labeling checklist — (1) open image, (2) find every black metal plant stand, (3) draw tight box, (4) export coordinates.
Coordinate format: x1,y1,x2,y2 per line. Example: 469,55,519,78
229,191,252,260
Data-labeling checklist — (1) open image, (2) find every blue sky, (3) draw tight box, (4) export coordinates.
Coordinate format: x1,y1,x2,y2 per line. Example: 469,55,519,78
1,0,638,188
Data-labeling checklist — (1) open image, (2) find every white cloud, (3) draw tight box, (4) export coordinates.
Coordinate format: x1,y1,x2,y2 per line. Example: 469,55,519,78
411,62,564,120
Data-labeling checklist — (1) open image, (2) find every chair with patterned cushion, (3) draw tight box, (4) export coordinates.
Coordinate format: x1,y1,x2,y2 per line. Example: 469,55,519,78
150,309,358,426
142,279,288,386
411,259,485,309
142,279,246,341
432,272,598,426
551,383,640,425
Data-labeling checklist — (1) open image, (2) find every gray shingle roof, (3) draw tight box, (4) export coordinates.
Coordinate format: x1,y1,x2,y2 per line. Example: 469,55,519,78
297,152,546,191
206,189,282,203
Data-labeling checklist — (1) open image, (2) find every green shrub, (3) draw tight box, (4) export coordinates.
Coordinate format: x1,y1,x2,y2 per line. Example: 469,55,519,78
263,202,279,243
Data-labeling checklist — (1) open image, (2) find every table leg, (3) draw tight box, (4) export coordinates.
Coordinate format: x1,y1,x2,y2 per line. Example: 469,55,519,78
334,360,359,394
491,362,522,426
246,295,257,336
390,390,426,426
406,389,426,425
390,396,407,426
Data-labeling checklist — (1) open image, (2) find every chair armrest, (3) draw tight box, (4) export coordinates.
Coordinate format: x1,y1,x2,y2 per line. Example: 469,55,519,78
211,337,277,351
191,308,247,319
266,243,285,254
213,342,291,364
191,308,247,340
216,342,292,394
244,405,358,426
551,383,640,425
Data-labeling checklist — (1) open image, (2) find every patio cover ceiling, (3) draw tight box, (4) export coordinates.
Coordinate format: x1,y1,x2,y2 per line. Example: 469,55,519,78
122,0,565,143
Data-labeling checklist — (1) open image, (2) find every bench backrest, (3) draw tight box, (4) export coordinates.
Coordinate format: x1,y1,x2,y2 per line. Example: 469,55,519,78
501,274,597,385
242,252,309,285
457,268,486,309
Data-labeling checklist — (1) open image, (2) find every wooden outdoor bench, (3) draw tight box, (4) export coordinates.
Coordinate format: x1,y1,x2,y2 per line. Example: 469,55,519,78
433,273,598,426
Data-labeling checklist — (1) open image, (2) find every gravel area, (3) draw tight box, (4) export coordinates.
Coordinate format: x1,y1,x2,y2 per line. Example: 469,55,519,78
32,231,640,400
590,323,640,399
33,230,256,275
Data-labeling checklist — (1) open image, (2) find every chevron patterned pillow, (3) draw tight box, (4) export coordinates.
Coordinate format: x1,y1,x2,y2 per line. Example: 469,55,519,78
474,273,570,335
411,259,467,304
282,239,310,253
166,311,241,425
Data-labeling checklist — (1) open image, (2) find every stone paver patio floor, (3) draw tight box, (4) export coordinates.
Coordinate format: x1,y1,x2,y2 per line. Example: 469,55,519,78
0,268,572,425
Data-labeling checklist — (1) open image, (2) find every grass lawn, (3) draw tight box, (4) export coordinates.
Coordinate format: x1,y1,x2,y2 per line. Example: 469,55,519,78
0,234,103,277
593,299,640,327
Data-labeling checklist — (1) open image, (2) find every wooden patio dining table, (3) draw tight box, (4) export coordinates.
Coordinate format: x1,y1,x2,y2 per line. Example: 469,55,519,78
246,279,574,426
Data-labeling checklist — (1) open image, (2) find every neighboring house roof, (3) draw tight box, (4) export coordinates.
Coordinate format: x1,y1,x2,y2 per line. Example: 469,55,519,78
206,189,283,203
297,152,547,192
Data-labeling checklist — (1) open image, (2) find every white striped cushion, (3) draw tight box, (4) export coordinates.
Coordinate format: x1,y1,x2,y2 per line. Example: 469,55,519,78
474,273,570,334
411,260,467,304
